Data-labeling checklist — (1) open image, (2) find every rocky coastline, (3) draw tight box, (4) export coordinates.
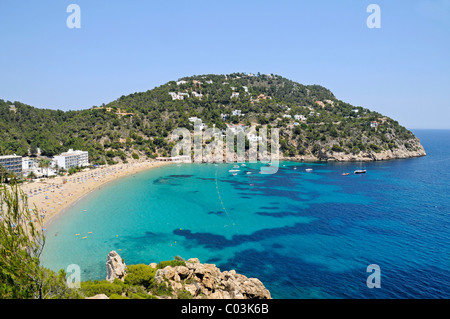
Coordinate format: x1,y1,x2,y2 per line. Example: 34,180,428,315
282,139,426,162
89,251,271,299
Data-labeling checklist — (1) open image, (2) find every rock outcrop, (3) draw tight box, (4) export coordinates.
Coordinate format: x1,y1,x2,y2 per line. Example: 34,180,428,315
106,250,127,282
153,258,271,299
283,140,426,162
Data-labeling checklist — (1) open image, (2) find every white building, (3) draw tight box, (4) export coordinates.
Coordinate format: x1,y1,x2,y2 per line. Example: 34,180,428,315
176,80,187,85
53,149,89,170
188,117,200,123
226,124,246,134
232,109,242,116
192,92,203,98
0,155,23,174
282,114,292,119
294,114,307,121
169,92,190,100
247,133,262,142
22,157,37,171
230,92,240,99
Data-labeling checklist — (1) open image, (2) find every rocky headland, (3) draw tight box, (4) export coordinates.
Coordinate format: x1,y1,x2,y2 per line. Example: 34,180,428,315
89,251,271,299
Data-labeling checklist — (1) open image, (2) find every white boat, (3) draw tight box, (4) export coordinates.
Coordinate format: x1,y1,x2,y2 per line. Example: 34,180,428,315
233,165,240,168
241,163,246,167
354,170,367,174
246,172,252,175
305,168,313,172
229,169,240,173
232,173,237,176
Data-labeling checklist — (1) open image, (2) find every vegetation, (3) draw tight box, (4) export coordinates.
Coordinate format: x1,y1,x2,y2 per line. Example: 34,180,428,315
0,181,81,298
0,73,421,164
0,180,188,299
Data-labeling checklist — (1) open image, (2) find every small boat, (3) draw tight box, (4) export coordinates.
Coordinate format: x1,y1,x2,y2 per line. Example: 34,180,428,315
354,170,367,174
241,163,246,167
232,173,237,176
305,168,313,172
246,172,252,175
233,165,240,168
229,169,240,173
342,173,350,176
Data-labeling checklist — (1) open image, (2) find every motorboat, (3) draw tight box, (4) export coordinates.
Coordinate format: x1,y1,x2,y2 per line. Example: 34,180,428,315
354,170,367,174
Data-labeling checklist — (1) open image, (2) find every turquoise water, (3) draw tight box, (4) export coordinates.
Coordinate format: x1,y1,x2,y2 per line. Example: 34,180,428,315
41,130,450,298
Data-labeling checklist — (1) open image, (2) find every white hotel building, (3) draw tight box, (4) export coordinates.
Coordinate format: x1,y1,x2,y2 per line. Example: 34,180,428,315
53,149,89,170
0,155,23,174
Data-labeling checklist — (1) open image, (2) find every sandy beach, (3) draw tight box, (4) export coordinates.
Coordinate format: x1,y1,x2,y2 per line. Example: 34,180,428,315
20,160,173,226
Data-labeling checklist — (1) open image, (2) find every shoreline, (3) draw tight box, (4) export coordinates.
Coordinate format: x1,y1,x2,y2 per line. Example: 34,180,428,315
21,151,426,228
21,160,173,227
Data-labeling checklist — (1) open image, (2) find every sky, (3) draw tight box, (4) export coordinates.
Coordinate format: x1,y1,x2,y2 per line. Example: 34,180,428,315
0,0,449,129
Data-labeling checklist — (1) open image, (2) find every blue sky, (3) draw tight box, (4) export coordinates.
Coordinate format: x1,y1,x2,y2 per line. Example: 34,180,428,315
1,0,449,129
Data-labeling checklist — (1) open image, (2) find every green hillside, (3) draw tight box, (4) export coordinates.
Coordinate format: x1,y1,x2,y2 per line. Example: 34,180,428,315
0,73,425,164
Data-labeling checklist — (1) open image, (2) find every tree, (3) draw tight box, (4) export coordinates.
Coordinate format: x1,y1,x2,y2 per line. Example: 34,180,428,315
39,160,51,177
0,181,81,298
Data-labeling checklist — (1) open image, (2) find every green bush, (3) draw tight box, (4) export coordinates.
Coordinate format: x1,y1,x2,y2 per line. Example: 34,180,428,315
157,260,186,269
149,280,173,297
124,264,156,289
80,279,125,297
109,293,128,299
177,289,193,299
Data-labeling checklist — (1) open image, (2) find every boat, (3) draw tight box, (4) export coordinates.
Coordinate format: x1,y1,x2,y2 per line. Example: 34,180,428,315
342,173,350,176
241,163,246,167
229,169,240,173
305,168,313,172
233,165,240,168
246,172,252,175
232,173,237,176
354,170,367,174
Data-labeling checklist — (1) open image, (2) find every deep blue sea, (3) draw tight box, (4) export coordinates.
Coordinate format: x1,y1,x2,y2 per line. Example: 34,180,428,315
41,130,450,298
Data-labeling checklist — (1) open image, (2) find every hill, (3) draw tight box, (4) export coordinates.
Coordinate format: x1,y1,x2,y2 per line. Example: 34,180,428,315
0,73,425,164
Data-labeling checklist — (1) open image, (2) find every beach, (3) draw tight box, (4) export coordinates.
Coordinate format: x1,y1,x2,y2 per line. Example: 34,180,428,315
20,160,172,226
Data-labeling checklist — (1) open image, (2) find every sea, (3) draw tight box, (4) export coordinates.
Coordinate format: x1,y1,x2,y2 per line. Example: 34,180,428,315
40,129,450,299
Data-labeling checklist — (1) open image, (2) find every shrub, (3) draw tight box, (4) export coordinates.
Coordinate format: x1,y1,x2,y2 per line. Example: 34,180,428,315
109,293,128,299
80,279,125,297
177,289,193,299
149,280,173,297
331,144,344,152
124,264,156,289
157,259,186,269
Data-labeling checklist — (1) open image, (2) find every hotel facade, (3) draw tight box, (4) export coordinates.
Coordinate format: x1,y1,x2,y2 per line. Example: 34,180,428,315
53,149,89,170
0,155,23,174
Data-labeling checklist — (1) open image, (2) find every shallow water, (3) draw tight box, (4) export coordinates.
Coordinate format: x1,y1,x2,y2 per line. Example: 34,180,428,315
41,130,450,298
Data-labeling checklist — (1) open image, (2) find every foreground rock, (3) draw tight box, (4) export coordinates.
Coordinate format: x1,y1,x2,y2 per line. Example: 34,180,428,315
154,258,271,299
106,250,127,282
